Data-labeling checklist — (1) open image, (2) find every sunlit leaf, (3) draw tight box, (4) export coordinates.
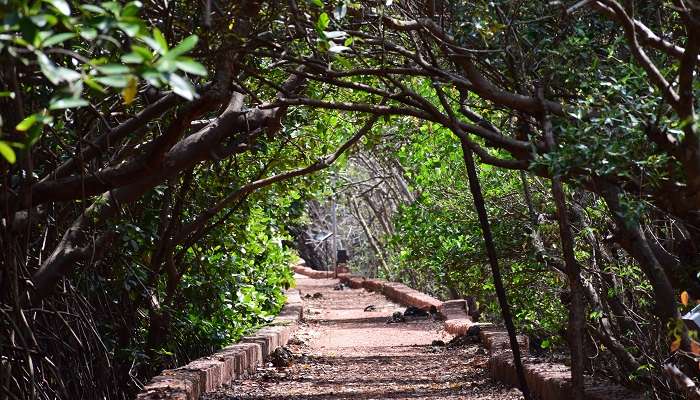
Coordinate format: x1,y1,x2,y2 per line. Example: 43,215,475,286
101,2,122,15
36,53,61,85
153,28,168,53
79,27,98,40
84,76,105,92
168,73,197,100
121,52,145,64
41,32,76,47
0,141,16,164
97,64,131,75
95,75,130,88
175,59,207,76
49,97,89,109
80,4,106,14
122,76,138,105
118,21,142,37
36,52,81,84
122,1,143,17
316,12,330,32
16,115,37,132
324,31,347,39
44,0,71,16
328,45,351,53
168,35,198,58
57,68,81,82
130,45,154,61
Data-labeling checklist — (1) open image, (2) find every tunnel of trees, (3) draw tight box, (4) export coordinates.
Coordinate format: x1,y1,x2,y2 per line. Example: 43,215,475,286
1,0,700,398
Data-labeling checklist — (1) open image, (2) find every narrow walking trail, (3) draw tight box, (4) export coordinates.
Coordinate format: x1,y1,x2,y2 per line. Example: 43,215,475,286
205,275,523,400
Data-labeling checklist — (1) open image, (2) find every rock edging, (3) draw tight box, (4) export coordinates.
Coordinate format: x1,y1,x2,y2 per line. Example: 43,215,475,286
293,262,642,400
136,289,303,400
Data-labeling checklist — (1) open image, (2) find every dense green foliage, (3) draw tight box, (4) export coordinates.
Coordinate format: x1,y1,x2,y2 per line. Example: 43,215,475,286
386,126,567,343
107,195,297,374
3,0,700,399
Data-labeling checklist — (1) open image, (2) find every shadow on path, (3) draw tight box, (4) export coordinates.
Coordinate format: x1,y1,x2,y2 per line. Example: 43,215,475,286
204,275,522,400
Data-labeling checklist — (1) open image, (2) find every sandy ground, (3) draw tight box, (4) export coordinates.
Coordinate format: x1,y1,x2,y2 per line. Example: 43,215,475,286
204,275,523,400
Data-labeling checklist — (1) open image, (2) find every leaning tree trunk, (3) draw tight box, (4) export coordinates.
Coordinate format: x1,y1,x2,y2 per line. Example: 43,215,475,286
539,88,586,400
459,138,531,400
287,225,325,270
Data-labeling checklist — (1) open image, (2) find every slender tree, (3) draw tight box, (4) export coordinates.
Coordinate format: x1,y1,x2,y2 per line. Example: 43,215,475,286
459,137,531,400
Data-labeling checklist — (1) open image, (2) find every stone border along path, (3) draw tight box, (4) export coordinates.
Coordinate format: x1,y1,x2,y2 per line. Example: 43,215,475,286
137,262,643,400
205,268,521,400
292,263,644,400
137,289,303,399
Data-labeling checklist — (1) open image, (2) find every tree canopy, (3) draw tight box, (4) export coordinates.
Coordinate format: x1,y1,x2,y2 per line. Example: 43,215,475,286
1,0,700,399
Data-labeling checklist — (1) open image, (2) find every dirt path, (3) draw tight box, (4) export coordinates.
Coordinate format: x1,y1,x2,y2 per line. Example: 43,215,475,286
205,275,522,400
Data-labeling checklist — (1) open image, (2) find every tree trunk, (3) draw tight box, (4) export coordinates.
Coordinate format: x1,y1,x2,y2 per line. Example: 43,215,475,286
540,89,586,400
459,138,531,400
350,197,391,278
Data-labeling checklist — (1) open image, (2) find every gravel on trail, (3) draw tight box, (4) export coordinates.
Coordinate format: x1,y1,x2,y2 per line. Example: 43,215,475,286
204,274,523,400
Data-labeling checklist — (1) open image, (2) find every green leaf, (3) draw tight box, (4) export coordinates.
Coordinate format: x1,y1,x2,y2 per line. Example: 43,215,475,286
49,97,89,109
141,68,164,87
31,15,55,28
153,28,168,53
101,2,122,16
57,67,81,82
41,32,76,47
122,1,143,17
141,36,166,55
36,53,61,85
78,27,97,40
80,4,105,14
310,0,323,6
44,0,71,16
155,58,177,73
316,12,330,32
121,52,145,64
97,64,131,75
84,76,106,92
130,45,153,61
168,73,197,100
0,141,16,164
36,52,82,84
168,35,198,58
118,21,142,37
175,59,207,76
95,75,130,88
16,114,37,132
